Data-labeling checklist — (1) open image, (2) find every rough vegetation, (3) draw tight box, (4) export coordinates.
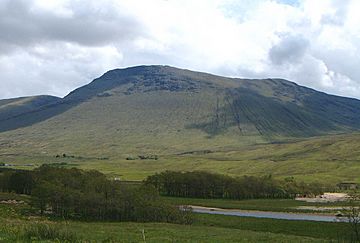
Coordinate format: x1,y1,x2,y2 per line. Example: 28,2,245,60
145,171,325,199
1,207,341,242
0,167,357,242
0,166,193,224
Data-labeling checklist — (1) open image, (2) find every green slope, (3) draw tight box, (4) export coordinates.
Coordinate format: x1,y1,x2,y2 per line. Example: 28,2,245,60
1,65,360,137
0,95,60,122
0,95,61,133
0,65,360,183
62,66,360,137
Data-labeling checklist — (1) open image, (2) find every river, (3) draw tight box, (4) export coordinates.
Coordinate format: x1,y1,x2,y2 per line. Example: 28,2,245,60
190,206,346,222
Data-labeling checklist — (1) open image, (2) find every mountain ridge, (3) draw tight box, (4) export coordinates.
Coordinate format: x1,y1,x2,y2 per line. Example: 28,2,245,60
0,95,60,122
1,65,360,138
1,65,360,182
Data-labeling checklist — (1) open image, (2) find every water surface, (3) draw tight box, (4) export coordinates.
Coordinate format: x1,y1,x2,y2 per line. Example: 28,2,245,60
191,206,346,222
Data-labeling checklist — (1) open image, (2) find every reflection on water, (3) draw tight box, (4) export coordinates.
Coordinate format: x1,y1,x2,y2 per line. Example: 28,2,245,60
192,207,346,222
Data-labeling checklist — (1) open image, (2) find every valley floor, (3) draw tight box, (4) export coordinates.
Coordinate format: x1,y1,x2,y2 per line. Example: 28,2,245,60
2,132,360,184
0,193,354,242
0,205,349,242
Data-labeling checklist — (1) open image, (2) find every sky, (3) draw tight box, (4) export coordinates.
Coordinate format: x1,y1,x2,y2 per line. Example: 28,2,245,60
0,0,360,99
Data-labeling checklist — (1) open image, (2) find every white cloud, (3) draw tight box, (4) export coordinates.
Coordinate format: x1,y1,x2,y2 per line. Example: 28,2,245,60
0,0,359,99
0,43,123,97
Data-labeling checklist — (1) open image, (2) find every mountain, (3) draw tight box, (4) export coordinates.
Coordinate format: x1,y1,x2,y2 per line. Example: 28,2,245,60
0,95,60,131
0,65,360,182
1,65,360,136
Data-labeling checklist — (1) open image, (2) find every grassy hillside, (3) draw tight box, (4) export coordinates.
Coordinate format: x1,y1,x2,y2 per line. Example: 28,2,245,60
0,66,360,183
0,130,359,184
1,65,360,137
0,95,60,131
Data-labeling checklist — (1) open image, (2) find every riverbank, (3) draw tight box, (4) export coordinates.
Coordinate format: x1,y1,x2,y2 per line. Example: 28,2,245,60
0,202,352,242
163,196,359,213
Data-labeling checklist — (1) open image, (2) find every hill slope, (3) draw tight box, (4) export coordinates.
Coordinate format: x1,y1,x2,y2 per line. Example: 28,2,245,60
0,95,60,131
0,65,360,182
1,65,360,136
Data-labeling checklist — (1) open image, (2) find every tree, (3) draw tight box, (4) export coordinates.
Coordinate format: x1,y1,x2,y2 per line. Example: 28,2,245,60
345,195,360,242
145,171,325,200
8,171,34,194
28,165,191,224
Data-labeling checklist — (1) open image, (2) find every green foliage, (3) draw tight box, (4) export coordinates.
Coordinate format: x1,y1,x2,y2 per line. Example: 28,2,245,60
0,169,34,194
342,194,360,242
138,154,158,160
0,166,192,224
21,222,77,242
146,171,325,200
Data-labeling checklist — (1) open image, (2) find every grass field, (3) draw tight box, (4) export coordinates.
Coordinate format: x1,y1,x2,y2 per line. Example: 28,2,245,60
194,214,351,241
0,219,326,242
0,201,352,242
2,132,360,184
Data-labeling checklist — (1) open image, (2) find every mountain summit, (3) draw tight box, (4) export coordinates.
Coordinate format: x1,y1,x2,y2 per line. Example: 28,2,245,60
1,65,359,138
1,65,360,180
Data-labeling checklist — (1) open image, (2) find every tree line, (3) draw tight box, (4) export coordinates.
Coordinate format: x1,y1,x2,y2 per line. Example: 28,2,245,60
0,166,192,224
145,171,326,199
0,167,327,222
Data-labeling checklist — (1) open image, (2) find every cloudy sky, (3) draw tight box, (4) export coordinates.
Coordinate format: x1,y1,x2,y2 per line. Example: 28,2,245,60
1,0,360,99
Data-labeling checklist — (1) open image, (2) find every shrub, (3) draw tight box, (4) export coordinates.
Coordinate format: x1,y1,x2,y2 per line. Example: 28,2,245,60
21,222,77,242
28,166,191,224
145,171,326,200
